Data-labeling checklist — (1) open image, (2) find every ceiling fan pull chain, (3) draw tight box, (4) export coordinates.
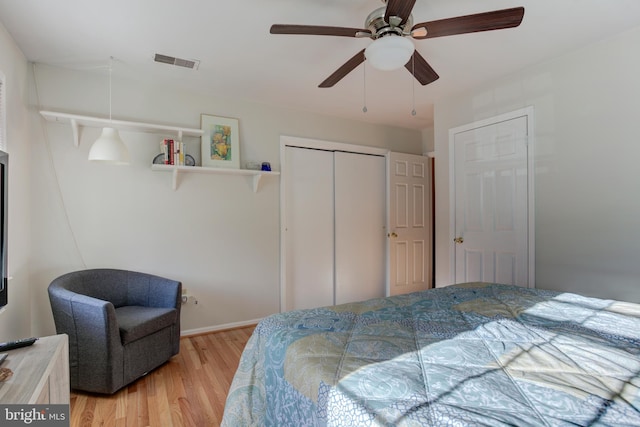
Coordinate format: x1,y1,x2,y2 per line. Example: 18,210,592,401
411,54,417,116
362,62,368,113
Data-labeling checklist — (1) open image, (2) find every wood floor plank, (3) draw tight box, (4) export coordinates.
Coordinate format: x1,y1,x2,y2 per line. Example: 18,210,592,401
115,388,127,421
166,359,188,427
148,369,171,426
69,326,254,427
175,350,206,427
69,394,87,426
90,393,116,427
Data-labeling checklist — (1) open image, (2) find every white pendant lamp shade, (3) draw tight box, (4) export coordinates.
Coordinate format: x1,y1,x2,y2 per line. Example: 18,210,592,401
88,127,130,164
365,35,415,71
89,57,129,165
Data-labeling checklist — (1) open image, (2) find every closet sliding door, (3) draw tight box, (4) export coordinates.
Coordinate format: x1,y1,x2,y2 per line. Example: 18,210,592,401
283,146,386,311
284,147,335,310
334,151,386,305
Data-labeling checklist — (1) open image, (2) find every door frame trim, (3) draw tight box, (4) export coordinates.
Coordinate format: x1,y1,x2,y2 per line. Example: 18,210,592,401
279,136,389,312
447,106,535,287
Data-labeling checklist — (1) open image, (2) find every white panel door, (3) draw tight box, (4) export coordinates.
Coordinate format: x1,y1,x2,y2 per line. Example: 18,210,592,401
284,146,334,310
453,115,529,286
387,152,431,296
334,151,386,304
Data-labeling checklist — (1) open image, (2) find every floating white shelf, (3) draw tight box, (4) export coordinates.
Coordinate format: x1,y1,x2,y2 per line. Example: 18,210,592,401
151,164,280,192
40,110,278,192
40,110,203,147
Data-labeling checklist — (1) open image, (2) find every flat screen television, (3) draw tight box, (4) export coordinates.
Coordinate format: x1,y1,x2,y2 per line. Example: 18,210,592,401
0,150,7,307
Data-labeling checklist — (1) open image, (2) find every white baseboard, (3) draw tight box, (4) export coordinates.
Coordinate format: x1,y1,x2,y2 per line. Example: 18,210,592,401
180,318,262,337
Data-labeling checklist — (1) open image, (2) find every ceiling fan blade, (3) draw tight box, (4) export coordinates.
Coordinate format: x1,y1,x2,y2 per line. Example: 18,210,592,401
319,50,366,88
405,51,439,86
270,24,368,38
411,7,524,39
384,0,417,26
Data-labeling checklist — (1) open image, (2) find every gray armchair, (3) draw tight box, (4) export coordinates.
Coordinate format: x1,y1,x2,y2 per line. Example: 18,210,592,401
48,268,182,394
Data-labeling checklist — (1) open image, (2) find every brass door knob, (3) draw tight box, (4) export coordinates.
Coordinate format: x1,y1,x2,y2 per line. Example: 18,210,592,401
453,237,464,244
387,232,398,238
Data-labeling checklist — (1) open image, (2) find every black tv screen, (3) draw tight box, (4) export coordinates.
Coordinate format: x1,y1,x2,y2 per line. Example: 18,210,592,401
0,150,7,307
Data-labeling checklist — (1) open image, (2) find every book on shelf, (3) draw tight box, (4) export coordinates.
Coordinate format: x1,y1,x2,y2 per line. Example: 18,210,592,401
161,139,186,166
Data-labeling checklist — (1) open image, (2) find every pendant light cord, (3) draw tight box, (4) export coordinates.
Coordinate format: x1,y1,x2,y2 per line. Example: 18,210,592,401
108,56,113,122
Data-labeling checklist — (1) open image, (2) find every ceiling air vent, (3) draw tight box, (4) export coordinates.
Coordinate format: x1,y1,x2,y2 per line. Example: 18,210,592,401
154,53,200,70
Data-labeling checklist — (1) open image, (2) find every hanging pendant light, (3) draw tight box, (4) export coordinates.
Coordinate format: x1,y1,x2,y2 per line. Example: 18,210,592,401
88,57,129,165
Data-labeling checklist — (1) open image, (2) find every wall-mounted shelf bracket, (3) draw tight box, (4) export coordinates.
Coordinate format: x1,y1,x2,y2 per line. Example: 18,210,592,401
69,118,79,147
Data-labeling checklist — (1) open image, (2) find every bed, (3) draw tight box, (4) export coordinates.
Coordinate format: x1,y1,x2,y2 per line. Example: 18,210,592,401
221,282,640,426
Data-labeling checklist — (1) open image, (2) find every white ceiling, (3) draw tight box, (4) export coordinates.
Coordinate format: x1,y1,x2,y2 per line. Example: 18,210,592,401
1,0,639,130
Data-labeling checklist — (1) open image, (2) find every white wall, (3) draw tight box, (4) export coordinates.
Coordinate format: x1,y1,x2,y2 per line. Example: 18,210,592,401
0,24,31,341
421,126,434,154
28,64,422,336
434,25,640,303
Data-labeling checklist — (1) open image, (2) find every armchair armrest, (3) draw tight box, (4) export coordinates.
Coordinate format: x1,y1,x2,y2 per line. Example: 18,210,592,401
49,288,125,393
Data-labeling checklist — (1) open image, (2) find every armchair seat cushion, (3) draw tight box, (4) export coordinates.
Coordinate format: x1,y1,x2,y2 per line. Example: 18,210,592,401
115,306,178,345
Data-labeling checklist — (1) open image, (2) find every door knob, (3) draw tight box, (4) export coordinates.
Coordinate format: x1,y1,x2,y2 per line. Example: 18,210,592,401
453,237,464,244
387,232,398,238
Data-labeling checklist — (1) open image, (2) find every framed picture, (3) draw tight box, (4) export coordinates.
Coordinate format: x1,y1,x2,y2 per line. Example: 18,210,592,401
200,114,240,169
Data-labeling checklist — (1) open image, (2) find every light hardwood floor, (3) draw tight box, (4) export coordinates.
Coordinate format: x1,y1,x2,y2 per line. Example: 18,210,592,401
69,326,255,427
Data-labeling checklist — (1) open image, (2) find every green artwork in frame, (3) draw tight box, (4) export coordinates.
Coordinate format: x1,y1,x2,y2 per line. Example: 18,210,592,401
200,114,240,169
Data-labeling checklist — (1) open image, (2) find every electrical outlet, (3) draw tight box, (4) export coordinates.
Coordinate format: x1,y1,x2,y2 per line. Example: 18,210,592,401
181,294,198,305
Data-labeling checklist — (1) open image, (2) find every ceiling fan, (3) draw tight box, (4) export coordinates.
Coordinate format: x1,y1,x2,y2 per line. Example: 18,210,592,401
270,0,524,88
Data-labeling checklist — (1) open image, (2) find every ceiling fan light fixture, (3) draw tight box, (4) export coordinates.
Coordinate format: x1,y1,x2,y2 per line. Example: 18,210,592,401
365,35,414,71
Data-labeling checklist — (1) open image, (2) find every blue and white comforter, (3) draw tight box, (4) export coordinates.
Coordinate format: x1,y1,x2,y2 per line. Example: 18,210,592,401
222,283,640,426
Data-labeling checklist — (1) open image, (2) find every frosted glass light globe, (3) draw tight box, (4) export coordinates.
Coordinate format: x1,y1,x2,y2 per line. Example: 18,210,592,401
365,36,415,71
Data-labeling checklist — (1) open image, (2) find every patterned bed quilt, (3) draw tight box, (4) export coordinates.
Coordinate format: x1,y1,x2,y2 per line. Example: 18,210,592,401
221,283,640,426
